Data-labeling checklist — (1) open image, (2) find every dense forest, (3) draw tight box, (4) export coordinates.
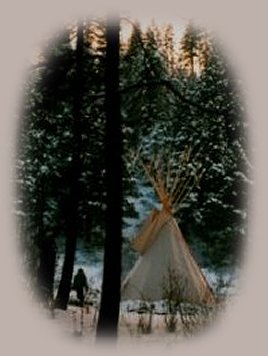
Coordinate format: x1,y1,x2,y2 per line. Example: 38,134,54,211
16,17,250,338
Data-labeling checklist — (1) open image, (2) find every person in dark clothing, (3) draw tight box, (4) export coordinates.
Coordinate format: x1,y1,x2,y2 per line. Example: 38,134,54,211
72,268,89,306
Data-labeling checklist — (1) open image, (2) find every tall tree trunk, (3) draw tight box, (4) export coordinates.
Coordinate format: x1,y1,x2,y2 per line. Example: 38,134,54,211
36,176,56,305
37,238,56,303
55,22,84,310
96,17,123,339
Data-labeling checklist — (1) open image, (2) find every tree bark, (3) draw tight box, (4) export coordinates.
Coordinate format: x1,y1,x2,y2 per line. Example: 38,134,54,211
36,176,56,305
96,17,123,340
55,22,84,310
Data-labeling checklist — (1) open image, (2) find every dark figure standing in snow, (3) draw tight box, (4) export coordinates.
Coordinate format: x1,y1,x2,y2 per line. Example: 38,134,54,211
73,268,88,306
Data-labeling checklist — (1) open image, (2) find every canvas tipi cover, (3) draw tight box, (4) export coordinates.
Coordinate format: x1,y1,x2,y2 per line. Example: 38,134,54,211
121,208,215,304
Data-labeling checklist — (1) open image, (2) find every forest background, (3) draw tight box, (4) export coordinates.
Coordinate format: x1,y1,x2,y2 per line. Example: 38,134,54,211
16,17,250,314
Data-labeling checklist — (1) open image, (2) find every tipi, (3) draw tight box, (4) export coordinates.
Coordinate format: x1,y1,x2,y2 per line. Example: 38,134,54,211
121,147,215,304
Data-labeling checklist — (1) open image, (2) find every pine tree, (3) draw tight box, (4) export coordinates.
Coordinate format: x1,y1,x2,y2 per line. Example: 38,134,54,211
179,35,248,267
160,24,177,75
17,29,75,303
55,21,85,310
178,22,200,76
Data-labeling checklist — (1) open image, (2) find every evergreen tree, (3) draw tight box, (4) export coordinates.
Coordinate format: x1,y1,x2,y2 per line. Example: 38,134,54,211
55,21,85,309
17,17,249,326
18,21,107,305
178,34,248,267
17,29,75,303
178,22,200,76
161,24,177,75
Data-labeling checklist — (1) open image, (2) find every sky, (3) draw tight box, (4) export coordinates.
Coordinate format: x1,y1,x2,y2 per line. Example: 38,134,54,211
120,16,188,44
30,16,189,65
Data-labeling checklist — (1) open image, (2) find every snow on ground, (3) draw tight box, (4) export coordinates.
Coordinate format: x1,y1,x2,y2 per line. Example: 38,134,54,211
45,301,222,346
203,267,239,296
55,174,239,299
55,247,103,291
55,243,239,304
50,175,239,345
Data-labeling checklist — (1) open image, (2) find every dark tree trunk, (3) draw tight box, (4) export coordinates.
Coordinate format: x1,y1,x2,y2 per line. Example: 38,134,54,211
55,22,84,310
96,17,123,340
36,176,56,305
37,237,56,304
